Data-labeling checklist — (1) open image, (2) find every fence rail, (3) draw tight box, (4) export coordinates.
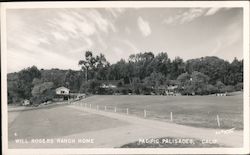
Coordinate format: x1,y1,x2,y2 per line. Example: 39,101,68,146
67,100,228,129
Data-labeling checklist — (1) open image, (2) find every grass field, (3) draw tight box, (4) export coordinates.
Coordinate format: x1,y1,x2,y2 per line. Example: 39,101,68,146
82,94,243,129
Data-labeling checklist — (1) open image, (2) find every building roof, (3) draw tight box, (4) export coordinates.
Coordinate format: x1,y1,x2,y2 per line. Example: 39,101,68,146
56,86,70,91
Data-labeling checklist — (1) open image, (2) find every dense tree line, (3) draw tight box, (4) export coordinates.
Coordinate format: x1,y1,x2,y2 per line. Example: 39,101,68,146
7,51,243,104
78,51,243,95
7,68,84,104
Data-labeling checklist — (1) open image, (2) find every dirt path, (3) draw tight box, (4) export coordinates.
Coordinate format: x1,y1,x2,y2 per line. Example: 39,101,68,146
66,104,243,148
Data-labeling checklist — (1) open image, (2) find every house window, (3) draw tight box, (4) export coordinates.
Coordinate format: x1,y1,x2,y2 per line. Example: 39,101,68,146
61,90,65,94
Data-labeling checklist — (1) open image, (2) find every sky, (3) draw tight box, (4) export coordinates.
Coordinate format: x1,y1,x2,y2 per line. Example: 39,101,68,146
6,7,243,73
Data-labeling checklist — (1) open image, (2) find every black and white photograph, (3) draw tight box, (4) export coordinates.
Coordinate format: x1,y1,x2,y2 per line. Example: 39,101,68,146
1,1,249,154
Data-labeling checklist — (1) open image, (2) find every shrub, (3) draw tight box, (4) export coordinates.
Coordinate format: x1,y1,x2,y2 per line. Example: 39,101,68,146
206,84,218,94
221,85,235,93
235,83,243,91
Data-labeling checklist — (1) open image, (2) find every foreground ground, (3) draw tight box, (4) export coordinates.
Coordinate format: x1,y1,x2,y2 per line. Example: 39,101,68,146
8,95,243,148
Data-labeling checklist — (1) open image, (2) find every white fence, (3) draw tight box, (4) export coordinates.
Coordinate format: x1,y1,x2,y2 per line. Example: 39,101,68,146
67,100,225,128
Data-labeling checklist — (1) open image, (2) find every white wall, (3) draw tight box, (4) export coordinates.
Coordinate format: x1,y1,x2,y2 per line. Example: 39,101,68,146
56,87,70,95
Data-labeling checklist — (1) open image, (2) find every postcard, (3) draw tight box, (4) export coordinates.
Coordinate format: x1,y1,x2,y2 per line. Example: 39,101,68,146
1,1,249,154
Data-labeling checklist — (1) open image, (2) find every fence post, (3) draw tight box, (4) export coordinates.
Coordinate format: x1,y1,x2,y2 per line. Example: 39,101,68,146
90,104,91,109
170,112,173,122
126,108,129,115
97,105,99,111
105,106,107,111
216,115,220,127
114,107,116,113
144,109,147,118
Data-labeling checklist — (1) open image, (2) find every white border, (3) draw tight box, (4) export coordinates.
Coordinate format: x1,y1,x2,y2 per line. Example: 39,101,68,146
1,1,249,154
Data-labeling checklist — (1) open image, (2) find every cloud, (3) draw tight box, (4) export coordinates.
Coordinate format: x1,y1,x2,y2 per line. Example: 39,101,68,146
125,27,131,34
205,8,222,16
137,16,151,37
180,8,205,24
7,9,119,72
47,9,117,41
210,22,242,56
164,8,206,25
7,42,78,73
38,37,50,45
164,8,227,25
51,32,68,41
210,39,222,56
122,40,138,52
106,8,125,18
88,10,116,33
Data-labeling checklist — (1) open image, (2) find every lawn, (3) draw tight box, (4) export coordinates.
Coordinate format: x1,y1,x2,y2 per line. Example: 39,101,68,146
81,94,243,129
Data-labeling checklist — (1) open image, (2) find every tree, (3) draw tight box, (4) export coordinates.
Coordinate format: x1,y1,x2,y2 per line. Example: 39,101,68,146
32,78,43,86
177,71,209,95
80,80,101,94
170,57,185,79
95,54,110,80
31,82,55,105
221,85,235,93
190,71,209,95
79,51,97,81
206,84,218,94
128,52,155,79
64,70,82,93
7,51,244,101
147,52,171,77
79,51,111,81
177,72,190,85
17,66,41,99
224,58,243,85
40,69,67,87
144,71,165,94
109,59,126,80
235,82,243,91
185,56,229,84
215,81,225,93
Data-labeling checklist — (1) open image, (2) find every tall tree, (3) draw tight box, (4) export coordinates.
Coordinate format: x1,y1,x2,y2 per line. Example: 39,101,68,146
17,66,41,99
79,51,97,81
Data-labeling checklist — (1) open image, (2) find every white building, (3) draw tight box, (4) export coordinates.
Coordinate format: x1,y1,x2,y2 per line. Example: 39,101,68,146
56,87,70,95
100,84,117,89
22,99,30,106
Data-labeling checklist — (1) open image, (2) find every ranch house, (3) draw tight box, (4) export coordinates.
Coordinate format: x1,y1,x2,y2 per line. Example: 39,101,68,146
55,87,86,101
56,86,70,95
55,87,70,100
